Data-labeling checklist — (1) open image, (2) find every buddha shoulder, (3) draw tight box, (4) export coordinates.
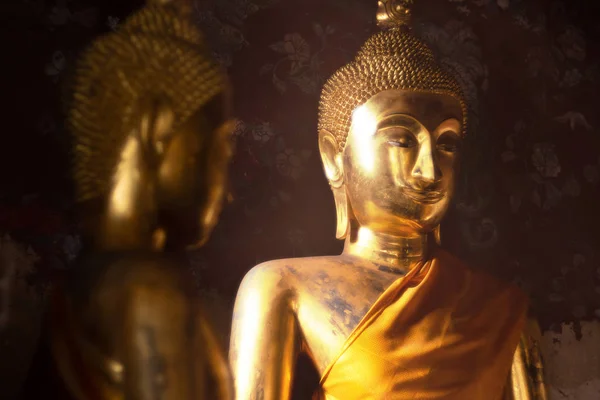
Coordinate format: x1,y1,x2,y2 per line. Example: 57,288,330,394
236,258,301,297
234,256,398,318
237,256,351,292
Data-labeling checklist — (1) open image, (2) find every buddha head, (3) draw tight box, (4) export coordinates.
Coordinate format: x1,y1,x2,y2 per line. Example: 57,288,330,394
68,1,233,251
318,0,467,240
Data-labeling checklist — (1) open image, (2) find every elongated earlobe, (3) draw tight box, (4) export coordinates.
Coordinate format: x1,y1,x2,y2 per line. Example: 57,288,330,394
318,132,343,186
319,131,350,239
333,187,350,240
433,225,441,245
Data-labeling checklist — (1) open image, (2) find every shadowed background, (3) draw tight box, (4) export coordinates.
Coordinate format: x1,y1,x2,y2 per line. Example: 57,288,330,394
2,0,600,398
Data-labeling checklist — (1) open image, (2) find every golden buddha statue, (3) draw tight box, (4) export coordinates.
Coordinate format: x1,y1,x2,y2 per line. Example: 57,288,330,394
49,1,234,399
229,1,547,399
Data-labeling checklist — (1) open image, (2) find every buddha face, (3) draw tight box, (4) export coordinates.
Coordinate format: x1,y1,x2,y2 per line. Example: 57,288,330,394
340,89,463,236
156,96,233,249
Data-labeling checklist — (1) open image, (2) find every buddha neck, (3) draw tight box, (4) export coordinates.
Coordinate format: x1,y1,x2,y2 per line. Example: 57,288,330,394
343,226,432,274
80,197,166,254
96,216,165,253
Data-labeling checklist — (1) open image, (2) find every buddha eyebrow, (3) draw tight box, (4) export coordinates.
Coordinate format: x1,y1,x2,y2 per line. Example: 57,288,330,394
435,118,462,133
376,114,420,131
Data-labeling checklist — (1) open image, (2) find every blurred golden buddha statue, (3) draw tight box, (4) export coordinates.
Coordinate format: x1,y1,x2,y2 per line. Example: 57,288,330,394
229,1,547,399
50,1,234,399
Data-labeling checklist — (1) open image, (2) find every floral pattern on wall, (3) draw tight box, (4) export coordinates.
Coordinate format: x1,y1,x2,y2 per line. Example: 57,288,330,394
2,0,600,397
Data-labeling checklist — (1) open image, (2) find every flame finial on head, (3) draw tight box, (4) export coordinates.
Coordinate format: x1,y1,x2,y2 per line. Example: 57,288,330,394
376,0,414,29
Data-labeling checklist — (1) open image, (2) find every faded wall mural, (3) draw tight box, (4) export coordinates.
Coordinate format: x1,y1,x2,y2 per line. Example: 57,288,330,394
2,0,600,398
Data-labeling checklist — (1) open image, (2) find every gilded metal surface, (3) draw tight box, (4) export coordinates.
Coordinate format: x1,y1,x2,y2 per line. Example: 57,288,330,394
230,89,462,400
230,1,545,399
69,0,224,205
318,3,467,155
508,320,548,400
51,1,234,399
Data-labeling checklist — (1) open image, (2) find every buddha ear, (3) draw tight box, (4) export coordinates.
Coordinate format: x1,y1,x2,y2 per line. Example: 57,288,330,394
319,130,350,239
318,130,344,188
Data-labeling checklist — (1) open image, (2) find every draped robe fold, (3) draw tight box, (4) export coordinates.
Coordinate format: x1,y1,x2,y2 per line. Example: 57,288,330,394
316,249,528,400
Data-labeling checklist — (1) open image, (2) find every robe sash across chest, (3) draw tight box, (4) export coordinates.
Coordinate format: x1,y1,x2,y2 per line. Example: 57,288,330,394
317,249,528,400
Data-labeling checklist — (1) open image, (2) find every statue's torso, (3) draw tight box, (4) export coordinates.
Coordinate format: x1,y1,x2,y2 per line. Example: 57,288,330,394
52,251,232,400
259,255,402,373
255,249,529,400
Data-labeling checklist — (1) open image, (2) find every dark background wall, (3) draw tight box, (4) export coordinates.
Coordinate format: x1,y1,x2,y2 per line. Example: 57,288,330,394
2,0,600,398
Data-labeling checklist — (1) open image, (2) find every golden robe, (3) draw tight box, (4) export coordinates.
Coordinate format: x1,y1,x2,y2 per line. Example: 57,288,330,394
318,248,528,400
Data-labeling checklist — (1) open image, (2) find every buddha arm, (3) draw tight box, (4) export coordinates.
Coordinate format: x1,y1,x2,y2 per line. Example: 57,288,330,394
196,312,235,400
507,319,548,400
229,266,299,400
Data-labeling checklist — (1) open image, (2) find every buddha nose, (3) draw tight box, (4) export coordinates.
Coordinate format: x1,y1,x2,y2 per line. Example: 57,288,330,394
411,140,441,189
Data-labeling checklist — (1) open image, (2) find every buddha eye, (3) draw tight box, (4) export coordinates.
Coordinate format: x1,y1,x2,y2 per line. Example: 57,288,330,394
386,130,417,148
436,132,460,153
